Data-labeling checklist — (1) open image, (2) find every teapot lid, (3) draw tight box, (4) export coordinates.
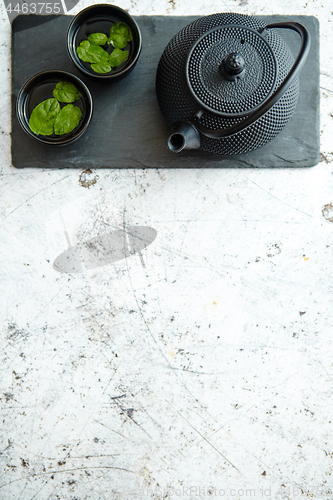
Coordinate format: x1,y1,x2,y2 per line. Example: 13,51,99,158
186,24,278,118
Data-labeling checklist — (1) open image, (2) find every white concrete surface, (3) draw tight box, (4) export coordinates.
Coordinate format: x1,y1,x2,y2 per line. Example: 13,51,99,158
0,0,333,499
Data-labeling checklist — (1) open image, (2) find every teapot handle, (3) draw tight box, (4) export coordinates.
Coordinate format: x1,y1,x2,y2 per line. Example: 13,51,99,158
191,22,311,139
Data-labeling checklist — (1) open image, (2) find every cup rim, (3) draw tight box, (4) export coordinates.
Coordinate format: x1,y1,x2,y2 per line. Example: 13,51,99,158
66,3,142,80
16,69,93,146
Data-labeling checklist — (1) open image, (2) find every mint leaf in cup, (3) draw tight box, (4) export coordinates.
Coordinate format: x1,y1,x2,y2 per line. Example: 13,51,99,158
29,98,60,135
88,33,108,46
109,22,133,49
76,40,93,62
87,44,110,63
91,62,112,74
53,81,82,103
109,48,129,67
77,40,110,64
54,104,82,135
111,34,127,49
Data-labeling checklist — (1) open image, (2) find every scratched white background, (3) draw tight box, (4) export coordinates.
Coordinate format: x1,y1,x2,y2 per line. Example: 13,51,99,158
1,0,333,499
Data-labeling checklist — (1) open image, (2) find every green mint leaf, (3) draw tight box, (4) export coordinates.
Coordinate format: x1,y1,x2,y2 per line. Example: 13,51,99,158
88,33,108,45
91,62,112,74
87,44,109,63
29,98,60,136
54,104,82,135
109,48,129,67
76,40,94,62
111,34,128,49
53,81,82,103
109,22,133,49
110,22,133,41
77,41,109,65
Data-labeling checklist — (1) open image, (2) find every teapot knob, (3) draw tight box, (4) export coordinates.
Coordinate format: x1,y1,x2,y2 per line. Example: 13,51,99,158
220,52,245,81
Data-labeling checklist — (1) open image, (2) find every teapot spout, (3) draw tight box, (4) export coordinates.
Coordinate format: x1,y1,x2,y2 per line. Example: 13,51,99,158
168,121,200,153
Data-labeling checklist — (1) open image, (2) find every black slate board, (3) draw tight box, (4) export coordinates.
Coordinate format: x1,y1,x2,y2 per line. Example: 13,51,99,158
11,15,320,168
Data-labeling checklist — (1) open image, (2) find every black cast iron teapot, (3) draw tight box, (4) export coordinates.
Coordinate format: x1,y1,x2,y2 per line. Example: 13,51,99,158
156,13,310,155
